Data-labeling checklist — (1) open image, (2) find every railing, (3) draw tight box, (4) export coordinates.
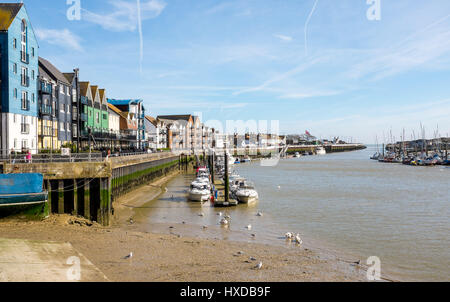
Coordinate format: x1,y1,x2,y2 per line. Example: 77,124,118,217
21,51,29,64
39,82,52,94
21,99,30,111
81,96,88,105
21,75,30,87
40,104,52,116
21,123,30,134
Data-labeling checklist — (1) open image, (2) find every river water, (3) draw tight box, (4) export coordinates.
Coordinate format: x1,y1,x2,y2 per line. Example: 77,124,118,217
133,146,449,281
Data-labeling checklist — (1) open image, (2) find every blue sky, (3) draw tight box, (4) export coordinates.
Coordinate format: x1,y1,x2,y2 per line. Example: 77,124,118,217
14,0,450,143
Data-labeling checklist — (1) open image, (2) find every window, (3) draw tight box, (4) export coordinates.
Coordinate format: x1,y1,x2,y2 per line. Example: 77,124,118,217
60,103,65,112
60,85,64,94
31,139,35,149
13,63,17,74
67,123,70,132
21,91,28,110
14,139,17,149
66,104,69,113
13,88,17,99
96,112,100,123
13,38,17,49
31,70,34,80
60,122,64,131
13,114,16,123
31,47,35,57
31,93,35,103
22,140,28,150
21,20,27,62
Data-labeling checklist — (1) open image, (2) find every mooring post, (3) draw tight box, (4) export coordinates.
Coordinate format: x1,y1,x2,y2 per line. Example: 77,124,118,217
73,179,78,215
58,180,64,214
84,179,90,220
99,177,111,226
46,179,52,213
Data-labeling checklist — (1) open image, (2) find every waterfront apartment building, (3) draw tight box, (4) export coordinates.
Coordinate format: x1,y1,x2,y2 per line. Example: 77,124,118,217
38,57,72,151
0,3,39,155
107,99,145,150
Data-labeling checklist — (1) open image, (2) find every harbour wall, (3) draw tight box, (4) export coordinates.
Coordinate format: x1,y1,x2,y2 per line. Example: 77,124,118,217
0,153,194,226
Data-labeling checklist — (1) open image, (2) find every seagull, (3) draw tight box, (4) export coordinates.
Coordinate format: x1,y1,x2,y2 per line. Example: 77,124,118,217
256,212,263,217
250,257,257,261
246,224,252,230
164,188,168,192
251,234,256,238
217,212,223,217
199,213,205,217
220,218,229,226
202,225,208,230
285,232,294,240
255,262,263,270
128,218,134,224
354,260,361,265
295,234,303,245
224,214,231,219
277,186,281,190
123,252,133,260
237,251,244,255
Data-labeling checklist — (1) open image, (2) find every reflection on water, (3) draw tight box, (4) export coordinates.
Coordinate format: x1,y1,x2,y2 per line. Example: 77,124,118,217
133,147,449,281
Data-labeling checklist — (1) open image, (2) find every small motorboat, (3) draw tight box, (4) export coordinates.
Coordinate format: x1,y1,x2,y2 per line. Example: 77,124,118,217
235,181,259,204
370,152,381,160
316,147,326,156
294,152,301,158
242,156,252,163
188,184,211,202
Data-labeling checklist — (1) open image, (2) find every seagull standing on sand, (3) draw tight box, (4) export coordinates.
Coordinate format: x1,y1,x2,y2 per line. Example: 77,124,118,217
256,212,263,217
295,234,303,245
285,232,294,240
220,218,229,226
246,224,252,230
217,212,223,217
199,213,205,217
255,262,263,270
123,252,133,260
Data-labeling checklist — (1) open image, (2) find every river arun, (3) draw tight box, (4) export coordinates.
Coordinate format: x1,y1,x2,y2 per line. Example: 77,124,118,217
134,146,449,281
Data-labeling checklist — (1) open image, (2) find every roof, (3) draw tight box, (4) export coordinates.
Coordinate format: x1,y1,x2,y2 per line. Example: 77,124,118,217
145,115,157,127
0,3,23,31
99,89,106,101
62,73,75,84
79,82,90,96
107,103,122,115
38,57,71,85
107,99,143,106
38,66,52,82
90,85,98,99
157,115,192,122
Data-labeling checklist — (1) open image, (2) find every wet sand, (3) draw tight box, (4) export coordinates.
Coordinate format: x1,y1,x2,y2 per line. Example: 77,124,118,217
0,171,372,282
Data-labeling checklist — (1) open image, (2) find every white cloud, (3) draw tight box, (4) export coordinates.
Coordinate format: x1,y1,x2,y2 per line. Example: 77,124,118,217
35,28,83,52
82,0,166,32
273,34,293,42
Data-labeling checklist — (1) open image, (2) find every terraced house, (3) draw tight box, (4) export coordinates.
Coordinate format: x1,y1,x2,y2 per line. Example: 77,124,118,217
78,81,109,150
37,57,72,151
0,3,39,155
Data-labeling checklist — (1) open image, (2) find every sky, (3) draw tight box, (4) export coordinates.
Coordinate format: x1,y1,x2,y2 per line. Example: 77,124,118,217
11,0,450,143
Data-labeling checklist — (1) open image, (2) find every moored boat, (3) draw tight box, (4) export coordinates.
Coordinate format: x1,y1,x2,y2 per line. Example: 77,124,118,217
0,173,48,207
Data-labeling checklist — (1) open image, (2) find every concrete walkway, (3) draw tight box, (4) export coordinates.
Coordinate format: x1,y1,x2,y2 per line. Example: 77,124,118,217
0,238,108,282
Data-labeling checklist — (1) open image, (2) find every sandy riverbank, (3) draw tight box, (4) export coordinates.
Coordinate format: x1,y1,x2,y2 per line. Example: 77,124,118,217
0,171,372,282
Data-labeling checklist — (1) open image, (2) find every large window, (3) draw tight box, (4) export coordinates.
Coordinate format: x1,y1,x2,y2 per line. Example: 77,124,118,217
21,19,27,62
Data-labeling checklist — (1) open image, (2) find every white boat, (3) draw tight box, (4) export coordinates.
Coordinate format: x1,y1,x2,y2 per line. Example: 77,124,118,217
188,184,211,202
316,147,326,155
294,152,301,158
191,177,211,190
235,182,259,204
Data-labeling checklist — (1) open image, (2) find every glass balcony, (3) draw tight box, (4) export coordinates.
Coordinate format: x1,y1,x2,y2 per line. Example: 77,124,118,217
39,82,52,94
40,104,52,116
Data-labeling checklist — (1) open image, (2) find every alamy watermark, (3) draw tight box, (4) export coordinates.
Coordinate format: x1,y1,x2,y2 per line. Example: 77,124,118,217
366,256,382,281
367,0,381,21
66,256,81,281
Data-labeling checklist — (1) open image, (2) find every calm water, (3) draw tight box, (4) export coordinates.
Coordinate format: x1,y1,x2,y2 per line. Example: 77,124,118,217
133,147,449,281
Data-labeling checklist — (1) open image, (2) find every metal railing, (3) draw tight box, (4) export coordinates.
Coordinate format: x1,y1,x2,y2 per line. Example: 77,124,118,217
39,82,52,94
21,51,29,64
21,75,30,87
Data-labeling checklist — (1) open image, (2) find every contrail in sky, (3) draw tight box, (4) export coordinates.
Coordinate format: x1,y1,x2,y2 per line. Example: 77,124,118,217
304,0,319,57
137,0,144,74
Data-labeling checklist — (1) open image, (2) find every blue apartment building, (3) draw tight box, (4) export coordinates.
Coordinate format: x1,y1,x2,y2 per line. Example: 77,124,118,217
0,3,39,155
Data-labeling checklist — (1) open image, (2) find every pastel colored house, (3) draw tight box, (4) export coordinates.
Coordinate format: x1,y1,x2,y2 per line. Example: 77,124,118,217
0,3,39,155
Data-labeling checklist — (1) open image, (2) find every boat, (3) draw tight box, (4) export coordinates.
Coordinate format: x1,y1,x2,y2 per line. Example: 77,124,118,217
370,152,381,160
234,158,241,164
242,156,252,163
235,181,259,204
0,173,48,207
188,184,211,202
316,147,326,155
294,152,301,158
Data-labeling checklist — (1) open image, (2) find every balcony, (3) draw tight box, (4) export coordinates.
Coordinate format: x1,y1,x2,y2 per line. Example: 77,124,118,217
80,113,87,121
21,51,29,64
40,104,52,116
81,96,88,105
21,123,30,134
39,82,52,94
21,99,30,111
21,75,30,87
